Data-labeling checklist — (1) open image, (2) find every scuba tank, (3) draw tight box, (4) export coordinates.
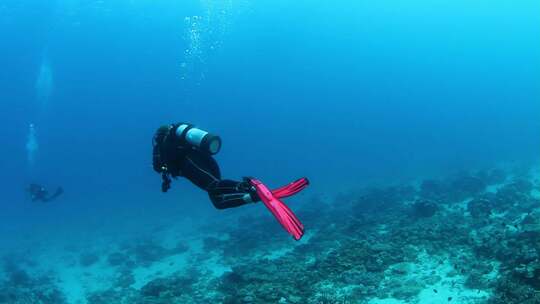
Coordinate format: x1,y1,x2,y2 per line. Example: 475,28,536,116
152,123,221,192
175,123,221,155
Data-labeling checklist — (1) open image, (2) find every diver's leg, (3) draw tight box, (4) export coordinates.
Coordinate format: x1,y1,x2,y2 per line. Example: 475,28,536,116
181,154,258,209
45,187,64,202
207,179,260,209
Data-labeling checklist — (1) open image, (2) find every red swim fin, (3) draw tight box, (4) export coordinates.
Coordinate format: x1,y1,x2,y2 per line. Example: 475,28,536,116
250,178,307,240
272,177,309,199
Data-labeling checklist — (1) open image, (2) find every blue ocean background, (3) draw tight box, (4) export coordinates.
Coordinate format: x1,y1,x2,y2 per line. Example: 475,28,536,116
0,1,539,303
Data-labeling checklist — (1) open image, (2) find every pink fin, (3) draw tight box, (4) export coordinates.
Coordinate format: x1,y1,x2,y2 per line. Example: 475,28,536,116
272,177,310,199
250,178,307,240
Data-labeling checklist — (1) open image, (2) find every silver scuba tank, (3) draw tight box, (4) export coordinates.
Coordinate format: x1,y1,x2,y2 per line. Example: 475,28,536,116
175,124,222,155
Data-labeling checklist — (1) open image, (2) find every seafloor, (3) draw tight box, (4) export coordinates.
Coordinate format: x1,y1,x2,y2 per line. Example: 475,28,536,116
1,164,539,304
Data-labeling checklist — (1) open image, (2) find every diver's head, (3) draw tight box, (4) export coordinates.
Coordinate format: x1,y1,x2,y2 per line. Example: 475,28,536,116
153,125,171,147
152,125,172,173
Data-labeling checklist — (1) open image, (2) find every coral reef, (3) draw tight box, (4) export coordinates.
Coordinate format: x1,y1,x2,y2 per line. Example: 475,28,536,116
2,164,538,303
0,261,66,304
80,252,100,267
412,199,439,218
467,198,492,219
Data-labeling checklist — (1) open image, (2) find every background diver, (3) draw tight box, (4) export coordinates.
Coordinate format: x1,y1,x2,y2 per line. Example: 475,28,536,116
27,184,64,202
151,123,309,240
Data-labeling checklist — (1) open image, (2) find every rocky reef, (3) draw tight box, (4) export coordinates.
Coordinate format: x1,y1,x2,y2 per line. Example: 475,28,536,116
1,165,538,303
0,256,67,304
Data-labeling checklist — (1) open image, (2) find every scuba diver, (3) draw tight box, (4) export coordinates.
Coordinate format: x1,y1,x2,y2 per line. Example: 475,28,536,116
152,123,309,240
27,184,64,202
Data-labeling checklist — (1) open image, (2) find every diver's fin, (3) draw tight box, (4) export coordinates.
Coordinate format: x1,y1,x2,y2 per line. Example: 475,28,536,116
249,178,306,240
45,187,64,202
271,177,309,199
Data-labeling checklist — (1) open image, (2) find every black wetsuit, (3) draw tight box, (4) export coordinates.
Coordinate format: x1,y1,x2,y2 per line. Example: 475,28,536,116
153,124,258,209
28,184,64,202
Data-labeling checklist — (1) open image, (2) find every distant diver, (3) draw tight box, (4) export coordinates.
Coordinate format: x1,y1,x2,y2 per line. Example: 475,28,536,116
28,184,64,202
152,123,310,240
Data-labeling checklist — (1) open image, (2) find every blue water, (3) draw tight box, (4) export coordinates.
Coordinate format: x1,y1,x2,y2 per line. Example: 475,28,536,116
0,1,539,303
